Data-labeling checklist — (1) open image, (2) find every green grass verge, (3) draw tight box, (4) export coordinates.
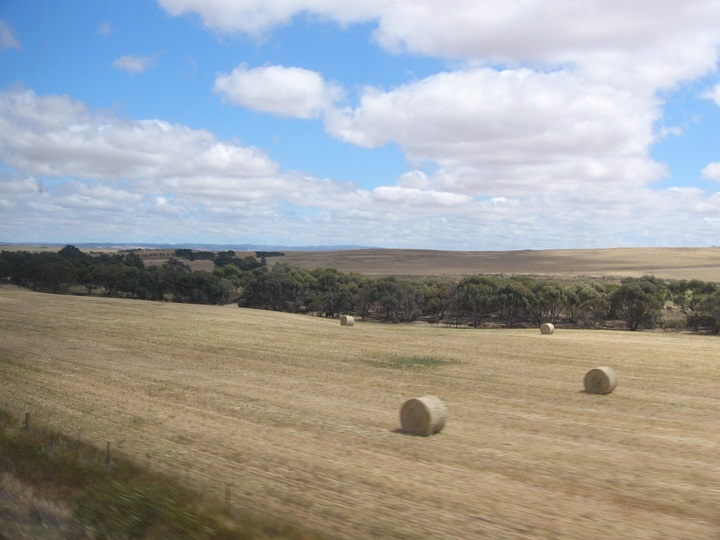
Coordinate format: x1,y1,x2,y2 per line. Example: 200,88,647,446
0,410,326,539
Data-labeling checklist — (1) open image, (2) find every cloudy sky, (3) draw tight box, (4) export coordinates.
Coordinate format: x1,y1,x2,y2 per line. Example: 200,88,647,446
2,1,720,250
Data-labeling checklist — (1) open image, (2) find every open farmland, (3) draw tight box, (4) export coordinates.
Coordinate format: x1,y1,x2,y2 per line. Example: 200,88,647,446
1,286,719,539
275,247,720,281
4,244,720,281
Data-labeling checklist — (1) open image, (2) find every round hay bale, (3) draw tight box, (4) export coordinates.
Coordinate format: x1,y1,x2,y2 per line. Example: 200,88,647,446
540,322,555,334
584,366,618,394
400,395,447,436
340,315,354,326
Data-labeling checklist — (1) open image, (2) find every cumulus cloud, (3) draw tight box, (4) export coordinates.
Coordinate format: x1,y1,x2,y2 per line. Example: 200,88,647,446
370,1,720,91
326,67,666,196
1,80,712,249
113,54,158,73
0,89,362,242
158,1,720,207
160,1,720,205
214,65,343,118
398,170,431,189
0,89,279,182
7,0,720,250
701,162,720,181
0,90,499,246
0,20,20,50
159,1,720,90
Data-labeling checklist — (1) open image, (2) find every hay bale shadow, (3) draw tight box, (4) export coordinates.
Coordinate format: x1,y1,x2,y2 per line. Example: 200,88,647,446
391,428,441,437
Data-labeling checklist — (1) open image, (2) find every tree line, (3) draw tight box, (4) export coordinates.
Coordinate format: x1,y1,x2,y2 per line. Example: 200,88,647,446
0,246,247,305
1,246,719,333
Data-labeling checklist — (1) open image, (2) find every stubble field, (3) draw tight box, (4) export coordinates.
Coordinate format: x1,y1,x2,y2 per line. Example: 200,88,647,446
275,247,720,281
1,285,719,539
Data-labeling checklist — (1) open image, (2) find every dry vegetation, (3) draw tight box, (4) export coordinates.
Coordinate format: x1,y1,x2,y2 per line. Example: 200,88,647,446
0,472,78,538
1,285,719,539
275,247,720,281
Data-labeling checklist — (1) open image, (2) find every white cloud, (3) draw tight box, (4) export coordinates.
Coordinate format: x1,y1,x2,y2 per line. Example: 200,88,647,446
370,186,470,207
0,89,360,242
2,88,720,249
370,1,720,91
0,88,279,181
55,181,145,210
302,186,720,249
0,20,20,50
398,170,430,189
157,0,383,36
701,162,720,181
159,1,720,91
159,0,720,223
112,54,158,73
326,68,665,196
2,174,720,250
702,83,720,107
214,65,343,118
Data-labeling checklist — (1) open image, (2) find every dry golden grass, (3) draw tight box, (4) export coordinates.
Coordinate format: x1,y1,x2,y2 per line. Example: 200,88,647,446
275,247,720,281
1,285,719,539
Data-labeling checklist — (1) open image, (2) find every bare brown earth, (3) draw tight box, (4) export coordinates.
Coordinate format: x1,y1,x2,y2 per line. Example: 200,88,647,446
1,286,719,539
274,247,720,281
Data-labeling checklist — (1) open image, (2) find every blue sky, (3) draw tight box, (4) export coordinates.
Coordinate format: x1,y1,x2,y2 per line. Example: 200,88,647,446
1,1,720,250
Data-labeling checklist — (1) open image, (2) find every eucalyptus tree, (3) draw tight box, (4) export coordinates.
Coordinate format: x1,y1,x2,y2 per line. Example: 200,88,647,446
567,281,610,326
420,278,456,321
456,276,499,327
528,282,568,324
688,291,720,333
611,277,666,330
492,279,532,327
308,267,360,317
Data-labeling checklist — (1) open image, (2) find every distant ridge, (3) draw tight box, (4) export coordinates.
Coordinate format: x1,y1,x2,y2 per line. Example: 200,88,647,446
275,246,720,282
3,244,720,281
0,242,377,252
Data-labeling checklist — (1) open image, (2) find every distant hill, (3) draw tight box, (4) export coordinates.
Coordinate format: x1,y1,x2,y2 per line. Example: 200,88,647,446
3,243,719,281
276,247,720,282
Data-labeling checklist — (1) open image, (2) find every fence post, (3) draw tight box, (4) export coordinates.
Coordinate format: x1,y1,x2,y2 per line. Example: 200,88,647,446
24,412,30,431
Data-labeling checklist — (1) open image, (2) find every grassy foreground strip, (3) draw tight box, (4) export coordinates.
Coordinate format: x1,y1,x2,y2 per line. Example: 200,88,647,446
0,411,325,539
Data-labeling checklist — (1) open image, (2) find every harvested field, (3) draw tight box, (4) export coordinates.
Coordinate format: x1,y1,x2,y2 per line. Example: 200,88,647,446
1,286,719,539
274,247,720,281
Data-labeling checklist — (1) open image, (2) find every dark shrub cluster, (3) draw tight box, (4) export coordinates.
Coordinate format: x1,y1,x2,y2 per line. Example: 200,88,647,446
2,246,719,332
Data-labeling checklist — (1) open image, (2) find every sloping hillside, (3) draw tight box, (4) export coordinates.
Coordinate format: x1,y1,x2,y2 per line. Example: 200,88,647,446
274,247,720,281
